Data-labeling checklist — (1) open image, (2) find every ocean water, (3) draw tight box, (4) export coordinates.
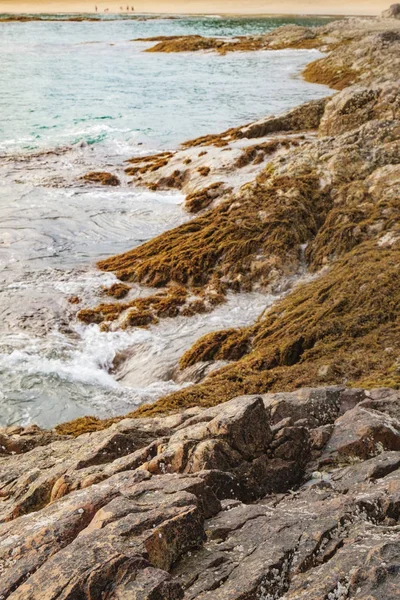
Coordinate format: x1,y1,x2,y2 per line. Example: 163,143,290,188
0,16,331,428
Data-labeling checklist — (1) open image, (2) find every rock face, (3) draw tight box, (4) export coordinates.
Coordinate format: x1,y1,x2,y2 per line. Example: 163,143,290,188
382,3,400,18
319,82,400,136
0,387,400,598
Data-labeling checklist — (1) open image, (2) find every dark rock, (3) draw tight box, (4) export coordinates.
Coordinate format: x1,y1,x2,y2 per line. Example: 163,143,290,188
319,402,400,466
262,386,348,428
309,424,334,450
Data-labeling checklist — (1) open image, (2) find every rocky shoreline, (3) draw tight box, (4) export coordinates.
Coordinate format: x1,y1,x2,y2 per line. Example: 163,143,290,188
1,7,400,599
73,9,400,423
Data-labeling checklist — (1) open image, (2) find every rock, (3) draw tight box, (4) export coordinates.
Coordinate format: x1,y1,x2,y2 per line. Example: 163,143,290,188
0,388,400,597
2,9,400,598
5,425,23,435
309,424,334,451
81,171,120,186
0,427,67,456
175,463,400,599
141,395,274,493
329,450,400,492
361,387,400,421
239,97,329,139
1,472,214,599
74,13,400,358
382,3,400,18
262,386,356,428
319,82,400,136
173,361,229,385
111,567,184,599
319,400,400,466
272,426,310,464
104,282,130,299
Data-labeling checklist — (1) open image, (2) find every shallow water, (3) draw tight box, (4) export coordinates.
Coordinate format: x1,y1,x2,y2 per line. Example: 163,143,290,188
0,16,331,427
0,15,332,152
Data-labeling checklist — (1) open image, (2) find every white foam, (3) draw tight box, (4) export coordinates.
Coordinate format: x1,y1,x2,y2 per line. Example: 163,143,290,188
0,326,146,388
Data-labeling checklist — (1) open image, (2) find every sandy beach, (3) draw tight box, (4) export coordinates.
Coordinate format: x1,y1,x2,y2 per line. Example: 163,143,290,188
0,0,391,15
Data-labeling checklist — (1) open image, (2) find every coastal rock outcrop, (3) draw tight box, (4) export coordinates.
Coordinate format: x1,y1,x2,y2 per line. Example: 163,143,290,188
0,387,399,598
382,3,400,18
319,82,400,136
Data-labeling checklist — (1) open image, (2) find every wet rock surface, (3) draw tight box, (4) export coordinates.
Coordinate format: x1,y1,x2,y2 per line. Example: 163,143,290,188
0,386,399,598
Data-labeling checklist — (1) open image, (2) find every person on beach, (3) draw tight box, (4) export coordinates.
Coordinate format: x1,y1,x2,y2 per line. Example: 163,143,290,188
95,5,98,11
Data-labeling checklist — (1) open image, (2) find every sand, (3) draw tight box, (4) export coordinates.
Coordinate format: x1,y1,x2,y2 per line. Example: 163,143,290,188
0,0,392,16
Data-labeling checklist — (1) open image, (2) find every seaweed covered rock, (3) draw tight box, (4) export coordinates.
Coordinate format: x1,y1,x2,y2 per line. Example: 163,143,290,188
137,34,226,52
125,151,173,176
304,28,400,90
89,96,400,333
135,34,271,54
81,171,120,186
73,15,400,415
102,113,400,408
139,237,399,416
184,182,229,213
103,282,130,299
239,97,328,139
97,172,329,291
3,10,400,600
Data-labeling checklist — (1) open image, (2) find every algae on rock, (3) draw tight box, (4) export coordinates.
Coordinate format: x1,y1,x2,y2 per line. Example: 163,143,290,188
133,241,400,417
71,12,400,425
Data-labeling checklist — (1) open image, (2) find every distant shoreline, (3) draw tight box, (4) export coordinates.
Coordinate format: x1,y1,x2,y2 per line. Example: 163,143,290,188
0,13,355,20
0,1,389,18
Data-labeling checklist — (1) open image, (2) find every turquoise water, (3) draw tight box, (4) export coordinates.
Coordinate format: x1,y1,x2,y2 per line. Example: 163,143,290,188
0,16,332,152
0,17,332,428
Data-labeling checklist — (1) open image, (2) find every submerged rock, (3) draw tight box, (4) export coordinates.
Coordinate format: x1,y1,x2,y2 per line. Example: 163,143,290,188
81,171,121,186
